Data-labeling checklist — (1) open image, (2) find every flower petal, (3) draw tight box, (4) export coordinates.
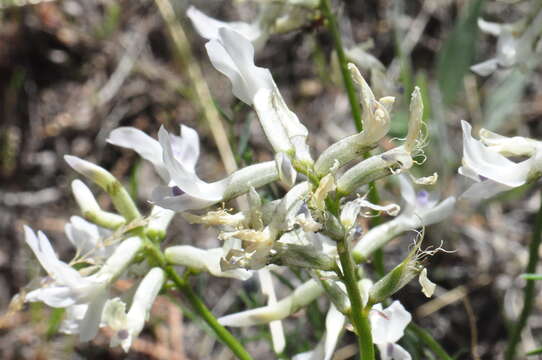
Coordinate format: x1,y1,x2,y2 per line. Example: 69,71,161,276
158,126,225,201
187,6,261,43
107,127,167,180
26,286,77,308
470,58,499,76
206,27,274,105
461,120,532,187
79,290,108,342
370,301,411,344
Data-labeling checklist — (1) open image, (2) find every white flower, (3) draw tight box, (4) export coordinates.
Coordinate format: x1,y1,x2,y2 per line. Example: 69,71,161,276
471,19,518,76
471,12,542,76
397,175,455,227
459,120,542,199
164,245,252,280
23,226,142,341
370,301,412,360
103,268,165,352
187,3,318,51
206,27,312,161
107,125,199,183
108,125,279,212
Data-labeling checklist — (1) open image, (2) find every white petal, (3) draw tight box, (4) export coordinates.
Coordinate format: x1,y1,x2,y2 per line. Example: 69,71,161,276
60,304,89,334
170,124,200,172
65,216,101,255
419,268,436,298
24,226,83,288
370,301,411,344
187,6,261,43
164,246,252,280
377,343,412,360
79,291,108,342
26,286,77,308
206,28,274,105
107,127,167,180
478,18,502,36
158,126,225,201
470,58,499,76
398,175,417,206
259,268,285,353
461,120,531,187
151,186,222,212
93,237,142,281
253,89,294,153
417,196,456,226
323,305,346,360
460,179,512,200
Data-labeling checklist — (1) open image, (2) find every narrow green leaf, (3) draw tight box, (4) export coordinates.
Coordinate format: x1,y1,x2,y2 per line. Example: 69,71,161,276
436,0,484,104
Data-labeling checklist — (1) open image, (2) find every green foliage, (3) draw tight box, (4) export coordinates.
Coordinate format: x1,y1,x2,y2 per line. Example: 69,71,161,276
436,0,484,105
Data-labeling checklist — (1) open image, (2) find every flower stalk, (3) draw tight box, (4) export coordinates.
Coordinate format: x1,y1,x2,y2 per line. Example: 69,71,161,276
320,0,362,131
142,235,254,360
336,234,375,360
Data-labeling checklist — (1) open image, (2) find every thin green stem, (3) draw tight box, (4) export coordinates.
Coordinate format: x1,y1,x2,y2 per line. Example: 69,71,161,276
505,192,542,360
320,0,362,131
320,0,386,279
337,237,375,360
408,323,453,360
144,239,253,360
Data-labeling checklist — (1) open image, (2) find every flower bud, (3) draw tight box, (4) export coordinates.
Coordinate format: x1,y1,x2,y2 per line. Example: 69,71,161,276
310,174,335,211
322,213,344,241
336,147,413,196
369,249,422,304
145,206,175,241
273,242,336,271
165,245,252,280
404,87,423,152
92,237,142,283
316,274,351,314
71,180,126,229
218,279,323,326
247,187,264,230
65,155,140,221
314,64,392,177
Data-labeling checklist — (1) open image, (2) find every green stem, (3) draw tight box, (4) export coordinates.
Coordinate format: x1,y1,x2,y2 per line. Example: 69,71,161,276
320,0,362,131
144,239,253,360
337,237,375,360
505,192,542,360
320,0,386,278
367,182,385,277
408,323,453,360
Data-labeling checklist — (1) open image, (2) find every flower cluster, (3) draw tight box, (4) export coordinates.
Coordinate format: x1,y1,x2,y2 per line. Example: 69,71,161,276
18,5,464,359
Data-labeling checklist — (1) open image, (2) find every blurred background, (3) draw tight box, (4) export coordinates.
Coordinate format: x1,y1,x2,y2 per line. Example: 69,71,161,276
1,0,542,359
